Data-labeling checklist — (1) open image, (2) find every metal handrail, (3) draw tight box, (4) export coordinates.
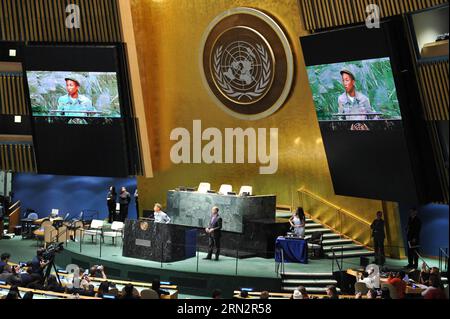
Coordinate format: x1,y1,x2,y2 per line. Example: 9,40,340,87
298,188,371,226
439,247,449,273
331,246,344,273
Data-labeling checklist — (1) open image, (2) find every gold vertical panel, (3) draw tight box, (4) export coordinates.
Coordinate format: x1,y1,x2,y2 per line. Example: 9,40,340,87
10,76,17,114
0,76,4,114
6,76,12,114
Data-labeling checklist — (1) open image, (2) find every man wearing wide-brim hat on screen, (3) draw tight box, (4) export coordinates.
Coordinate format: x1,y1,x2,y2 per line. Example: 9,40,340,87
56,73,95,118
337,68,374,121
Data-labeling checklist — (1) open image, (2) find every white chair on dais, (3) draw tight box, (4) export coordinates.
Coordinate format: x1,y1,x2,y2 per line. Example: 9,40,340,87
103,221,125,245
197,182,211,193
218,184,233,195
239,186,253,196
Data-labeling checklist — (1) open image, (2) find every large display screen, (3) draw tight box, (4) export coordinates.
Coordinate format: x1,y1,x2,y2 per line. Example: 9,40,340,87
27,71,121,121
306,57,402,131
23,44,140,177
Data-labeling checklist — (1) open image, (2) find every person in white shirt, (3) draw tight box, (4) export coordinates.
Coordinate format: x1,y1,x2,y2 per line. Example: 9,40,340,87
153,203,170,224
358,264,380,289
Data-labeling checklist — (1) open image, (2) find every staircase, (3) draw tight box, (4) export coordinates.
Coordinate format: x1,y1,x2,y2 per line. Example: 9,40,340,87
303,217,374,259
276,212,374,295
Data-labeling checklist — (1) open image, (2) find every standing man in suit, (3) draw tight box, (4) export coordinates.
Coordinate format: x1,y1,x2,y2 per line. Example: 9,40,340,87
406,207,422,269
204,206,222,261
119,186,131,222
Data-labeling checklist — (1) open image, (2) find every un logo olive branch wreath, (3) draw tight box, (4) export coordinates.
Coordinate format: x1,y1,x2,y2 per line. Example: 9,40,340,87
213,43,271,101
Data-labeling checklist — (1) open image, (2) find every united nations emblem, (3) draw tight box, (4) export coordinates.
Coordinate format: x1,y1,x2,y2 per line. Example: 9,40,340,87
201,8,294,120
140,221,149,231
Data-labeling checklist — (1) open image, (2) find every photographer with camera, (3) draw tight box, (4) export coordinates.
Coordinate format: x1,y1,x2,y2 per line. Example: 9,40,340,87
89,265,107,279
30,248,51,278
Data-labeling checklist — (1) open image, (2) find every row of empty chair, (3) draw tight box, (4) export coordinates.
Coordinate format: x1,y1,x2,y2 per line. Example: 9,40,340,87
197,183,252,195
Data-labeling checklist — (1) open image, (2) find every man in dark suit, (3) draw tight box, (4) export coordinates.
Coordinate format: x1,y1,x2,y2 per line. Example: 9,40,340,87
204,206,222,261
406,208,422,269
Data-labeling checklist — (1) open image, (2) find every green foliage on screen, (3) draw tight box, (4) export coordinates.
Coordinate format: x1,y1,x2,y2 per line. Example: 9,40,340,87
306,58,401,121
27,71,121,117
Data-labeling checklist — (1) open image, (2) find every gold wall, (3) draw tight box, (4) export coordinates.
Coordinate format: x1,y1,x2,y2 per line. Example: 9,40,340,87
130,0,400,249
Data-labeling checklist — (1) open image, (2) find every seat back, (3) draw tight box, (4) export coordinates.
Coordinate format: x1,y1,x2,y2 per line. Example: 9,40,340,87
218,184,232,195
381,283,399,299
354,282,369,294
140,289,159,299
41,220,53,229
197,182,211,193
57,226,68,243
111,221,124,231
239,186,253,196
90,219,104,229
310,231,323,243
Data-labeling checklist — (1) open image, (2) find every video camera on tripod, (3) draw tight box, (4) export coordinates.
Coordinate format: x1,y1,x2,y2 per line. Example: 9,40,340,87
42,242,64,261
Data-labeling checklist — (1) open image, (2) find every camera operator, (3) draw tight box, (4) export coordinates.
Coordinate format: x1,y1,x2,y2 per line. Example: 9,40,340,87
30,248,50,278
89,265,107,279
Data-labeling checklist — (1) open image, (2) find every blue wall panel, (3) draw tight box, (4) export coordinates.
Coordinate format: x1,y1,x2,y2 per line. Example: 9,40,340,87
13,173,137,221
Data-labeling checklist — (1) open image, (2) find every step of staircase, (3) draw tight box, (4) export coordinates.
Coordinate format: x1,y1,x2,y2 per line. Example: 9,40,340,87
323,244,364,252
305,223,324,229
282,279,338,286
305,233,341,240
322,239,354,246
282,286,341,294
305,227,332,234
326,249,374,259
281,272,333,278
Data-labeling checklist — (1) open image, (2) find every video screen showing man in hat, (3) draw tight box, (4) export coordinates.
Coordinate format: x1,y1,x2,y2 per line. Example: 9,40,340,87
57,74,96,117
337,69,374,121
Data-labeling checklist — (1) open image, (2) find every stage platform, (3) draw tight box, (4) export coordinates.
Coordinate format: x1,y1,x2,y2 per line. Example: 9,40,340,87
0,237,441,298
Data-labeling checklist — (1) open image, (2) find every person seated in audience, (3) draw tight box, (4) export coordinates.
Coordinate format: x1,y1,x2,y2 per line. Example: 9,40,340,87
239,290,250,299
89,265,107,279
44,275,64,293
387,271,406,299
381,287,391,299
367,289,377,299
20,266,39,287
293,286,308,299
7,285,21,299
0,253,12,273
85,284,96,297
422,275,447,299
211,289,222,299
27,280,44,290
325,285,339,299
121,283,139,299
152,279,170,298
96,281,110,298
0,264,21,285
5,291,20,299
22,291,34,299
260,291,270,299
419,262,430,285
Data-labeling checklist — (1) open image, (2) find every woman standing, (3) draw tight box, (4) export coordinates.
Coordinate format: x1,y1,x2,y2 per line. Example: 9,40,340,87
289,207,306,238
106,186,117,223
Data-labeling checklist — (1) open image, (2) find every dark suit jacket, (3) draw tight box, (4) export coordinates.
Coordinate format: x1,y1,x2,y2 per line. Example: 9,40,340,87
209,216,222,239
407,216,421,243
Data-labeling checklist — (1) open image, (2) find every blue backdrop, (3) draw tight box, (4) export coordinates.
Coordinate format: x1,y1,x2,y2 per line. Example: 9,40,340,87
12,173,137,221
399,203,449,257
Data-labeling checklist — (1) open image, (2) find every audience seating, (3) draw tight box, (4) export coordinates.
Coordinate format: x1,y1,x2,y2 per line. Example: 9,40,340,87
381,283,400,299
140,289,159,299
354,282,369,294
